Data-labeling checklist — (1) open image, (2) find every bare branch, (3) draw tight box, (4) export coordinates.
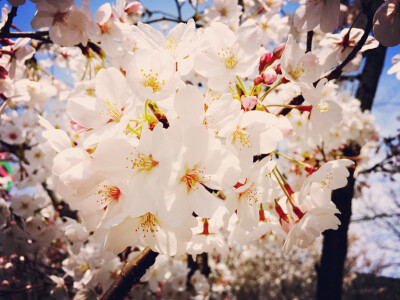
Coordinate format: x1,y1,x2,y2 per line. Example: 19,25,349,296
174,0,183,22
144,17,180,24
352,213,400,223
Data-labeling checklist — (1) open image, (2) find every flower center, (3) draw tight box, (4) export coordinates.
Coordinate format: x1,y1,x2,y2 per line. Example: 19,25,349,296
136,212,158,236
53,11,70,25
129,153,159,172
181,167,207,192
232,126,251,149
101,100,123,122
239,185,259,206
288,62,307,81
96,184,121,210
317,102,329,113
219,8,228,16
164,37,181,52
141,69,165,93
99,22,112,35
218,47,239,70
320,171,333,190
335,35,356,53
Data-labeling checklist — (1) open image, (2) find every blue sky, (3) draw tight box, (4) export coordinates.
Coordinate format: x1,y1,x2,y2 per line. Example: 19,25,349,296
10,0,400,136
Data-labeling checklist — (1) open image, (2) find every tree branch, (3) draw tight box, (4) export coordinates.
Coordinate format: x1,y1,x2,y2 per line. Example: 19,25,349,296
0,6,18,35
0,31,51,42
321,15,373,83
174,0,183,22
144,17,180,24
306,30,313,53
101,247,158,300
41,183,78,220
352,213,400,223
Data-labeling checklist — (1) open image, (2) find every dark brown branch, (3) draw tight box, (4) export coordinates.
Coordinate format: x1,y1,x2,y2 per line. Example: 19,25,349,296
352,213,400,223
306,30,313,53
101,247,158,300
358,156,394,175
0,6,18,35
41,183,78,220
0,31,51,42
174,0,183,22
337,74,361,81
321,16,373,83
144,17,180,24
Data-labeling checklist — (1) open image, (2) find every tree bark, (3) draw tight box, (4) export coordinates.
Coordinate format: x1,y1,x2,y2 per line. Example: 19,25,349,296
101,247,158,300
356,45,387,112
316,45,387,300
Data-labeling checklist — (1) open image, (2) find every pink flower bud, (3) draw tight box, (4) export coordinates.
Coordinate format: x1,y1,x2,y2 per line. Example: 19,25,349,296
274,63,282,75
253,75,263,86
273,43,286,59
0,38,14,46
258,52,272,72
261,68,277,85
0,66,8,80
125,1,143,14
241,96,258,111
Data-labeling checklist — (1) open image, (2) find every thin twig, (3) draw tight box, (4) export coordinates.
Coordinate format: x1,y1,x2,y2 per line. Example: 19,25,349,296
320,15,373,83
144,17,181,24
352,213,400,223
174,0,183,22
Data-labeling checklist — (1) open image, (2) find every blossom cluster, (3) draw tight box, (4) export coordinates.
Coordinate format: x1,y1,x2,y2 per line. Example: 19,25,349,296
0,0,395,298
38,10,356,258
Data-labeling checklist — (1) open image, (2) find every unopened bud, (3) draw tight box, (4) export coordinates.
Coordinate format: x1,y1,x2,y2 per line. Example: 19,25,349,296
273,43,286,59
261,68,277,85
125,1,143,14
0,66,8,80
258,52,272,73
274,63,282,75
254,74,263,86
0,38,14,46
241,96,258,111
